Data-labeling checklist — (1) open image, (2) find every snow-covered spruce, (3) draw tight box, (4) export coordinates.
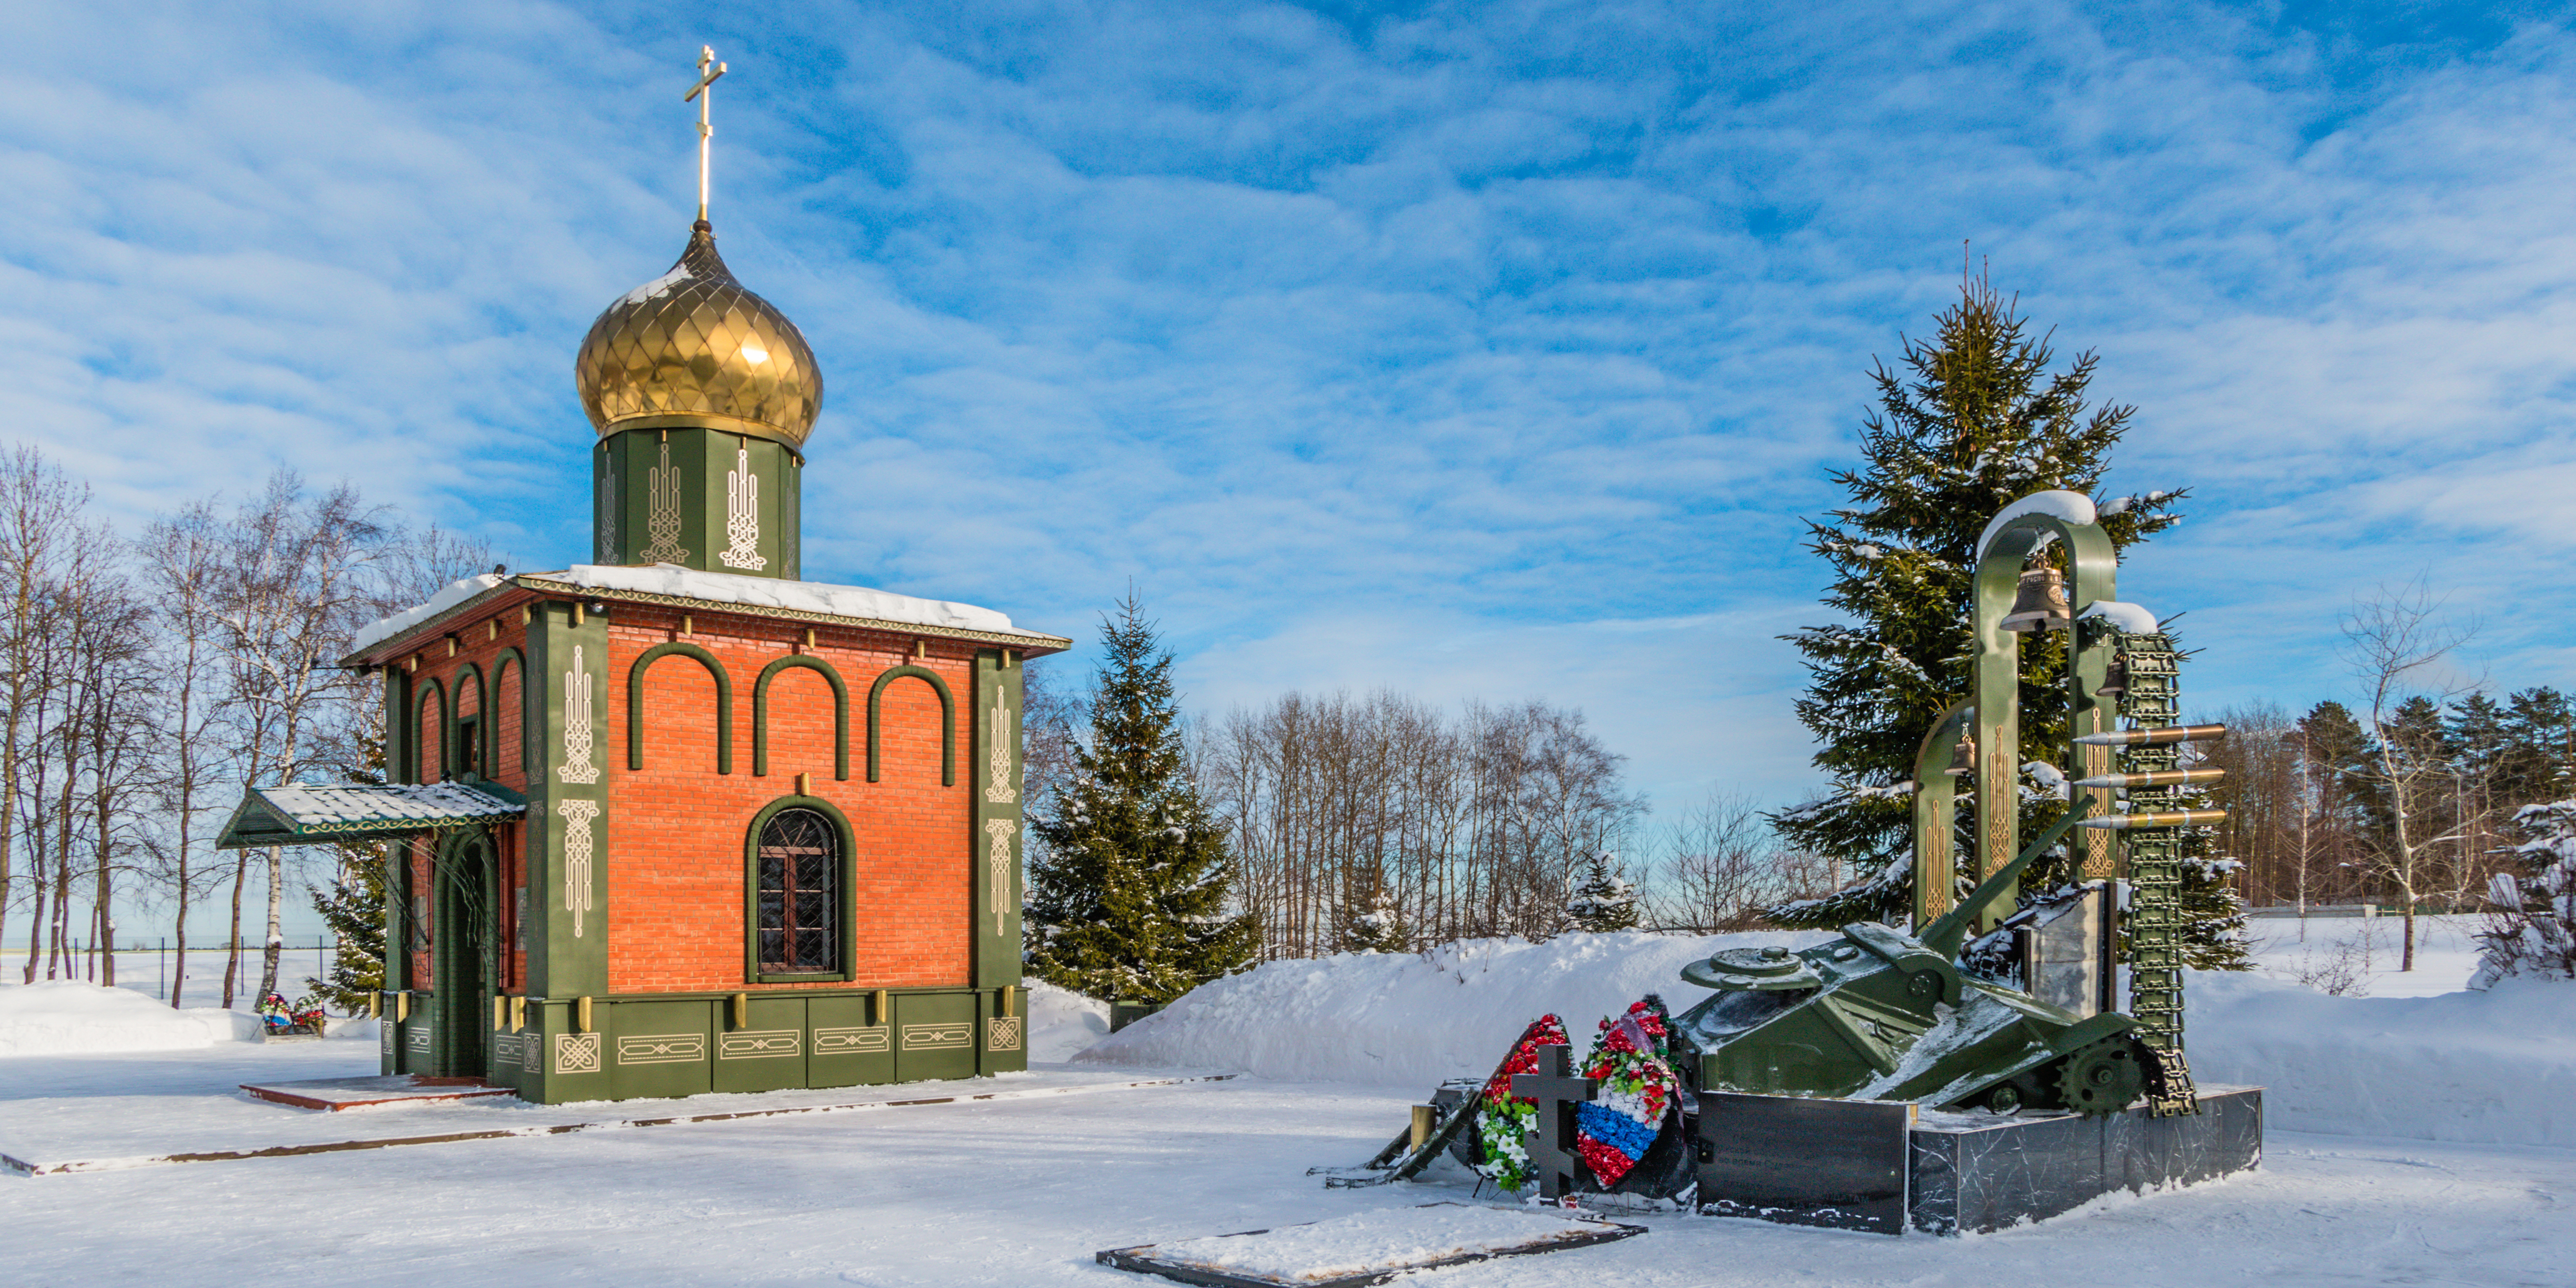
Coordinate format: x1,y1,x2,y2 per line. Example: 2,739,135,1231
2476,800,2576,986
1771,271,2184,930
1564,852,1640,933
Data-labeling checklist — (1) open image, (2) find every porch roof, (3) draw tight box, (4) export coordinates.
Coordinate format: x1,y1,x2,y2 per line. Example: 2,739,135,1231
215,780,527,851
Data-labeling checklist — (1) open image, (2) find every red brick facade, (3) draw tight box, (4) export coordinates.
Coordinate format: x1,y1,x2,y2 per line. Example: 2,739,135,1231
395,600,970,999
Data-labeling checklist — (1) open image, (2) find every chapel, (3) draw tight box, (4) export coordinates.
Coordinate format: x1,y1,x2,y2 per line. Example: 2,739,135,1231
216,60,1064,1101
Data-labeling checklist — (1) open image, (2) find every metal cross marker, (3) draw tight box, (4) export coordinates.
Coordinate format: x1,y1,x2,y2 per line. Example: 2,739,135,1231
684,45,728,222
1509,1045,1598,1200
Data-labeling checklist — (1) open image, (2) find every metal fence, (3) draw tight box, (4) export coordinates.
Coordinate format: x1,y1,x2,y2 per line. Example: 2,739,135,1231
30,937,341,1004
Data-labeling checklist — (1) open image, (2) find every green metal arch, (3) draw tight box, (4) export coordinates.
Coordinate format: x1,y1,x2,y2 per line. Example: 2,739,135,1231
1960,494,2120,933
491,646,529,782
866,664,955,786
1908,698,1975,933
415,676,448,783
741,793,859,983
753,655,850,780
628,641,735,774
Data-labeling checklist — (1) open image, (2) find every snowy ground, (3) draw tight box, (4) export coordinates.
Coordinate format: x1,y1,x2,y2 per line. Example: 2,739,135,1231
0,1042,2565,1286
2,930,2569,1286
2243,912,2485,998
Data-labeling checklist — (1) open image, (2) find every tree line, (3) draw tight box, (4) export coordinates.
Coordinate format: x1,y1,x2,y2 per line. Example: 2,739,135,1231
1024,640,1842,971
0,446,482,1009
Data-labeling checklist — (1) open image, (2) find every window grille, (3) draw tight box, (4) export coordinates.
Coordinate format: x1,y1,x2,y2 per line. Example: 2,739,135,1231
756,808,839,974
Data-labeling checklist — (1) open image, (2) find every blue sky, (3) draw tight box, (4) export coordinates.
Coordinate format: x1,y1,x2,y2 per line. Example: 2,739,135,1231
10,0,2576,822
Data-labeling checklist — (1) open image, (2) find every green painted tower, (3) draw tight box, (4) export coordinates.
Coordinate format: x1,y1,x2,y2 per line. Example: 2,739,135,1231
575,219,822,578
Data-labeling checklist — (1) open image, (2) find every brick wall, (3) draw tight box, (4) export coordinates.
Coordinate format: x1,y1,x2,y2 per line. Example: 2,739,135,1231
392,599,974,999
402,614,536,991
604,604,970,993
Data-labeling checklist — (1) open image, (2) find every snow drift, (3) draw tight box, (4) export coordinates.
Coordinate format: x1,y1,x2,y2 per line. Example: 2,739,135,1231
1078,931,2576,1147
2182,969,2576,1146
1076,930,1824,1089
1025,979,1109,1062
0,981,258,1057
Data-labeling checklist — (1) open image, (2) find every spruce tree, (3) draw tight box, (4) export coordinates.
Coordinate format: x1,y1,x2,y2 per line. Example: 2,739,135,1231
1770,269,2183,929
306,736,390,1013
1564,852,1641,932
1334,873,1405,954
2501,687,2575,804
307,838,387,1013
1026,594,1257,1002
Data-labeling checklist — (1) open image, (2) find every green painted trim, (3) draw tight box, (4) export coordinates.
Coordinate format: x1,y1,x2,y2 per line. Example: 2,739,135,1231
491,646,530,781
571,984,983,1003
741,794,859,985
452,660,488,778
384,668,414,786
628,641,735,774
969,650,1025,995
753,655,850,780
526,599,611,1006
866,665,955,785
416,677,448,782
429,827,500,1076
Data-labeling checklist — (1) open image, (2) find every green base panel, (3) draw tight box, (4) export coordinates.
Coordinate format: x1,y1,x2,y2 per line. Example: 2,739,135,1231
464,988,1022,1105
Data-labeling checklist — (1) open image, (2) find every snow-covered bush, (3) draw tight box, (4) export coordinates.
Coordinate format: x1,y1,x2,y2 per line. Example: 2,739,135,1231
2474,800,2576,987
1336,880,1405,954
1564,852,1639,932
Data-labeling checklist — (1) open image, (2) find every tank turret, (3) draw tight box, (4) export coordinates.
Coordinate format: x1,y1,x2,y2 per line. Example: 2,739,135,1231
1669,801,2156,1116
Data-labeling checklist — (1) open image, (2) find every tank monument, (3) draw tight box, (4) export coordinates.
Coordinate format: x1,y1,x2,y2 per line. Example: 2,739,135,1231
1319,489,2262,1237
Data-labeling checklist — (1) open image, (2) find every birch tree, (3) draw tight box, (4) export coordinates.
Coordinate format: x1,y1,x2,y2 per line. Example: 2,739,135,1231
215,473,388,1006
0,450,85,982
2341,581,2476,972
141,503,227,1004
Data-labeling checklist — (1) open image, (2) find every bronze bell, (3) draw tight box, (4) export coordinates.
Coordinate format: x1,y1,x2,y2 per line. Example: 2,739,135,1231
1999,565,2072,632
2096,653,2129,698
1945,733,1976,776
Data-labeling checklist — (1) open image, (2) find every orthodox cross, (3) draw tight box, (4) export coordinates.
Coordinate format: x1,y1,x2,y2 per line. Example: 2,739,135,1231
684,45,728,222
1509,1045,1599,1200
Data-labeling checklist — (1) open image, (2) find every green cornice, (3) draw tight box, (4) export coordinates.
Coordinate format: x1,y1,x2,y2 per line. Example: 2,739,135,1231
342,577,1069,668
514,577,1071,654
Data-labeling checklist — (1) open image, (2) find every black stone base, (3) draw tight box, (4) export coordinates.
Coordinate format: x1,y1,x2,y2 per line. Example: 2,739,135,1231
1698,1093,1913,1234
1908,1086,2262,1234
1694,1086,2262,1236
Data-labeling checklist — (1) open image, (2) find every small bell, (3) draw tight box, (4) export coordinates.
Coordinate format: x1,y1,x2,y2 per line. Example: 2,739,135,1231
2095,653,2129,699
1945,733,1976,776
1999,565,2072,632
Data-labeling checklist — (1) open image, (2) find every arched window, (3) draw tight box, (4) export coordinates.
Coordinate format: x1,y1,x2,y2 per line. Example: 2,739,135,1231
755,808,841,975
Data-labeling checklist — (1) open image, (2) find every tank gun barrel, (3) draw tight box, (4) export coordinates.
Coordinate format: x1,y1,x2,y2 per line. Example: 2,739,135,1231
2073,723,2227,747
2069,767,2226,789
1921,796,2098,959
2073,809,2228,831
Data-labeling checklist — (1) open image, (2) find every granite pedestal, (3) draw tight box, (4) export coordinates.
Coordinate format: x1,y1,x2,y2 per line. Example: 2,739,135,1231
1695,1086,2261,1235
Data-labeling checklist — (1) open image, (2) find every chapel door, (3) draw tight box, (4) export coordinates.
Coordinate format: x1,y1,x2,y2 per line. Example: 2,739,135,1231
431,831,496,1078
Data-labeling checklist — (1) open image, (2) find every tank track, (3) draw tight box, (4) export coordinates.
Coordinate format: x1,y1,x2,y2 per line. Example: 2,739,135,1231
2110,628,2200,1118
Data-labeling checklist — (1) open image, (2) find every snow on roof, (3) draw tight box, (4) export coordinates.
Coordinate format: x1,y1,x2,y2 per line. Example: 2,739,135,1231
1974,490,2098,562
256,781,525,826
2076,600,2161,634
539,564,1050,639
216,780,527,850
350,563,1059,657
349,573,508,655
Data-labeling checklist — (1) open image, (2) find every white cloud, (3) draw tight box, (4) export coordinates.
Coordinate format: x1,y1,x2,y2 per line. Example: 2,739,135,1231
3,0,2573,820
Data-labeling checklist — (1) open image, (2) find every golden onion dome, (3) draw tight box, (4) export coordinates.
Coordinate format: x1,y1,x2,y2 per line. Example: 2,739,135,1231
575,220,823,451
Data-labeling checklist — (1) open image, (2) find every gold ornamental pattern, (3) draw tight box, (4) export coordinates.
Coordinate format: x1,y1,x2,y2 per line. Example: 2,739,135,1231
575,221,823,451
